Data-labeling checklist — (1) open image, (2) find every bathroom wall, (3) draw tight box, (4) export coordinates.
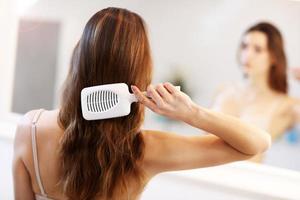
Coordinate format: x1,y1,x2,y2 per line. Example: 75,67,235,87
0,0,18,113
21,0,300,108
11,19,60,113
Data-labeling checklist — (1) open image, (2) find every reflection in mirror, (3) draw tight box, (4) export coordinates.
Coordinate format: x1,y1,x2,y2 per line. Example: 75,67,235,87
211,21,300,168
1,0,300,199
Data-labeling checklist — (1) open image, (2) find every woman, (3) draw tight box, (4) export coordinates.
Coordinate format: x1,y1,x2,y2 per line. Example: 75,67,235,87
212,22,300,162
13,8,270,200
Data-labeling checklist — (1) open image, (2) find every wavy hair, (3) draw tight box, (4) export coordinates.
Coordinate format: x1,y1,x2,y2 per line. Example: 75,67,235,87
58,7,152,199
239,22,288,93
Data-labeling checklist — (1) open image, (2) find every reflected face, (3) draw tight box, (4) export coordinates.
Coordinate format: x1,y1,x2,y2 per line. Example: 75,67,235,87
240,31,272,77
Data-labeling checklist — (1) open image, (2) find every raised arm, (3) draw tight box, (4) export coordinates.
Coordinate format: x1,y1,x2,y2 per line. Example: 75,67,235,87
131,83,271,174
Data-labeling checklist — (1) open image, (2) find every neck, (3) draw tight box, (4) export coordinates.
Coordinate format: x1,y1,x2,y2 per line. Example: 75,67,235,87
245,73,273,96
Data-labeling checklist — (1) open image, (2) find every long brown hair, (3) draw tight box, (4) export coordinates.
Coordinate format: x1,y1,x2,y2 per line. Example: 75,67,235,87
58,7,152,199
240,22,288,93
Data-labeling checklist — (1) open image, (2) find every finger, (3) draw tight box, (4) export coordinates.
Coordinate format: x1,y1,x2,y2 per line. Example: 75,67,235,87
131,85,158,111
131,85,151,103
147,85,164,106
163,82,178,94
155,84,172,101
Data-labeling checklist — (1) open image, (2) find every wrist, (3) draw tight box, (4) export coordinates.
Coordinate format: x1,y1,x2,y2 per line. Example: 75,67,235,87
184,103,206,127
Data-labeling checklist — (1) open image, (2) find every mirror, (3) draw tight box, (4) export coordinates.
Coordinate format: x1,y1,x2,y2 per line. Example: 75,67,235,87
1,0,300,174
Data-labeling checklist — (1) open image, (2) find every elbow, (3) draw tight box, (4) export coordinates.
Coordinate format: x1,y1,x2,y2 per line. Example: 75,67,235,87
258,132,272,153
246,131,272,155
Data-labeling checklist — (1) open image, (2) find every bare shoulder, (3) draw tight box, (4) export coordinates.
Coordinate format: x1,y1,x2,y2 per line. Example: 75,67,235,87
13,109,44,173
14,110,40,151
140,130,252,177
278,95,299,110
14,109,60,157
212,82,243,115
214,82,240,97
13,110,40,200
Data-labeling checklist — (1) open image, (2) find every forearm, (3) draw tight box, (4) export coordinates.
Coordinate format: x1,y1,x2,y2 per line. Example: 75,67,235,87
132,82,271,155
186,104,271,155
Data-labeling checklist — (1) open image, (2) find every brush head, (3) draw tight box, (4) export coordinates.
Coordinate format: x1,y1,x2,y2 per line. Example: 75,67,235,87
81,83,136,120
81,83,180,120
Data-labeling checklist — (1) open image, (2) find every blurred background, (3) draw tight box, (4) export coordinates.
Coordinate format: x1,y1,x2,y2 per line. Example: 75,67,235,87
1,0,300,199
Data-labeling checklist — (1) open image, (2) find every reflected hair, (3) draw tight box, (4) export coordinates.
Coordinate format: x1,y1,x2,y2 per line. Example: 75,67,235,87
239,22,288,93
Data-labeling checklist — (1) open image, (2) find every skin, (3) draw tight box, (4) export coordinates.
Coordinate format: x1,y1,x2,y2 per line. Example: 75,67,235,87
13,82,271,200
291,67,300,80
212,31,300,162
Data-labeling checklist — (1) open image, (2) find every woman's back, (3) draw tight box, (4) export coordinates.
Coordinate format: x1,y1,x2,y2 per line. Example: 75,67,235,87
18,110,66,199
17,109,152,200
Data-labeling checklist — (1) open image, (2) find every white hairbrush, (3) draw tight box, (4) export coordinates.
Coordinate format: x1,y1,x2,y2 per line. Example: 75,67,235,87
81,83,180,120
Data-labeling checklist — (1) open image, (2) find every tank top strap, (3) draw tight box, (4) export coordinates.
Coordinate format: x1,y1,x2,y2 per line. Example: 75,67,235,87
31,109,47,197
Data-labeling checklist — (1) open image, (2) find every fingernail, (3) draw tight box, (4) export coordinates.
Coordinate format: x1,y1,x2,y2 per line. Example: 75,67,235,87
131,85,136,91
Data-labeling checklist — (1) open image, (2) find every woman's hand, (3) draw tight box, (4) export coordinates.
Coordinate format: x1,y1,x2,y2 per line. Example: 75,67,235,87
131,82,197,123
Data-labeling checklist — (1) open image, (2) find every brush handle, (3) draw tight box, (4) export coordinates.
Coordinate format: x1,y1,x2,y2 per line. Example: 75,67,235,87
130,86,181,102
